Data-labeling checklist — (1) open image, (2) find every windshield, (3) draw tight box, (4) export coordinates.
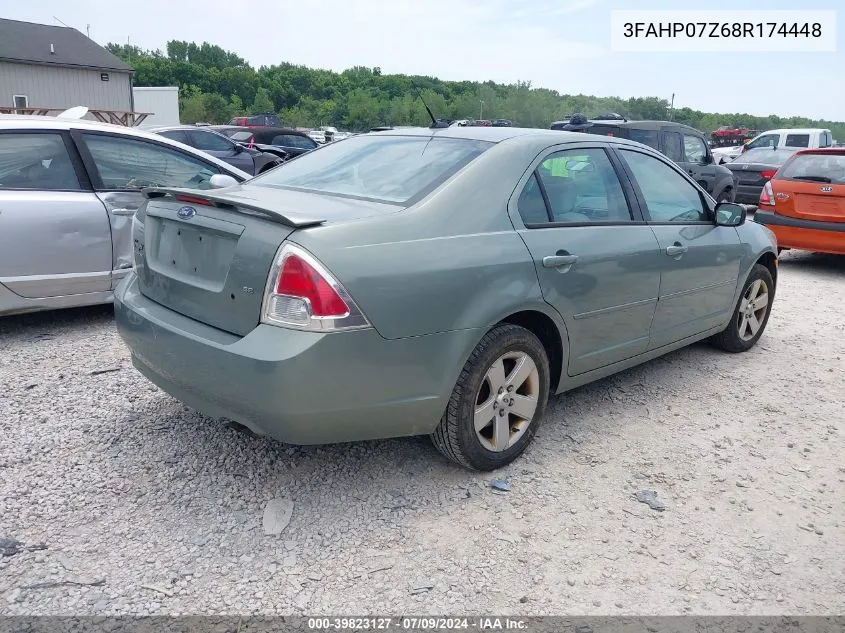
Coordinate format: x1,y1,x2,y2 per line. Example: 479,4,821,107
780,153,845,184
731,148,795,166
248,134,491,204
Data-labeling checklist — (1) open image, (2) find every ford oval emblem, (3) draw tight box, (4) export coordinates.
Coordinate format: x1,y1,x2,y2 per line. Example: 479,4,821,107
177,206,197,219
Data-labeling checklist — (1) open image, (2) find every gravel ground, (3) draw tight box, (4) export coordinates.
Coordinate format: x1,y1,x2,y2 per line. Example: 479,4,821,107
1,250,843,616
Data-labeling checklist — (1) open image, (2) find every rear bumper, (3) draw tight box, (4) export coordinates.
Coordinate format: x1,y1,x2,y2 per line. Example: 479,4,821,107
754,210,845,254
735,184,763,205
114,274,481,444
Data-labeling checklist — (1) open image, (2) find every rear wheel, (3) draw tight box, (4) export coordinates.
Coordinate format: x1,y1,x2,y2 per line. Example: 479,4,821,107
431,324,549,471
710,264,774,353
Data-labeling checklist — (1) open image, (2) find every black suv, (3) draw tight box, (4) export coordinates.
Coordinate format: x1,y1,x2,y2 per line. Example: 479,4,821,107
575,120,737,202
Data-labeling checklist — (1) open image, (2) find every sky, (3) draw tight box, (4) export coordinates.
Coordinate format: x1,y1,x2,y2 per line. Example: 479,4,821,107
4,0,843,121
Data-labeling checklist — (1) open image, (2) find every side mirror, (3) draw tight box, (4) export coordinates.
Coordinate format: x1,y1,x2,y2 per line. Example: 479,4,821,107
209,174,239,189
715,202,746,227
703,152,714,165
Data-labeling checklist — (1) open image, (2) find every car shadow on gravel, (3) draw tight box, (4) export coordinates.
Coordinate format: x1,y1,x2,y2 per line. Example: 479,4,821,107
0,304,114,338
777,251,845,275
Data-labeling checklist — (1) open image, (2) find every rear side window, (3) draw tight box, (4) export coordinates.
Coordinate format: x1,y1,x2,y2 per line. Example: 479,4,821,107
250,135,491,204
661,131,684,162
0,133,81,191
785,134,810,148
81,134,221,190
628,129,659,149
780,153,845,184
158,129,189,144
190,130,234,152
529,148,632,224
272,134,317,149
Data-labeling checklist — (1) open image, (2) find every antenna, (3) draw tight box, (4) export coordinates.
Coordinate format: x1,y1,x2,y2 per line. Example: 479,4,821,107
86,24,91,38
52,16,71,28
411,81,450,129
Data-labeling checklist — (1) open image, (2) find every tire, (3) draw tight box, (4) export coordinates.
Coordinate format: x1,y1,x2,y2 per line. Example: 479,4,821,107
431,324,550,471
710,264,774,353
717,188,733,203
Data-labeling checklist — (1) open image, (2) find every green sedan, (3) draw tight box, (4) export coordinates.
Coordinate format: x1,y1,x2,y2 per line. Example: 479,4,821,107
114,126,778,470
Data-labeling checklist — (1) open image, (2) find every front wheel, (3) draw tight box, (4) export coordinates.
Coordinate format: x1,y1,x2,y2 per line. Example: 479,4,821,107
717,188,734,203
431,324,550,470
710,264,774,353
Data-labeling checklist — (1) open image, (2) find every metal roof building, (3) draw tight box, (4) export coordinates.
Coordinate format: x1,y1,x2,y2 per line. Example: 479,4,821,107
0,18,133,113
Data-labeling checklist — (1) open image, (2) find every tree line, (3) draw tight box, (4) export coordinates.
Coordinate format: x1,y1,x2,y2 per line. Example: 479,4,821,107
107,40,845,140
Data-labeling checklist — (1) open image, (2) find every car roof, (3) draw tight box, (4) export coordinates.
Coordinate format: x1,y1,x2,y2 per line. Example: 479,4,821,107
588,120,702,134
755,128,830,135
249,127,311,137
0,115,251,179
370,125,585,143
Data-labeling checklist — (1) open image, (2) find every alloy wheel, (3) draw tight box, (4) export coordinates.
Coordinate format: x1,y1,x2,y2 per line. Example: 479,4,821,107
474,351,540,452
737,278,769,341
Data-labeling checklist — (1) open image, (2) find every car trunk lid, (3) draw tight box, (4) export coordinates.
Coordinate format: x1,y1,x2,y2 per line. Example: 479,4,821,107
771,180,845,223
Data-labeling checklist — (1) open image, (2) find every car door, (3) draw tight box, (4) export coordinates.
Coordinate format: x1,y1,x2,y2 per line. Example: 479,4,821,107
189,129,254,173
511,146,663,375
72,130,231,289
615,147,743,349
681,133,718,195
0,130,112,300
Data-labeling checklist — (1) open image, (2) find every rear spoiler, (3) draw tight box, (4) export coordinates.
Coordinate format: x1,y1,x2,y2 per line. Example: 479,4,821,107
143,187,325,228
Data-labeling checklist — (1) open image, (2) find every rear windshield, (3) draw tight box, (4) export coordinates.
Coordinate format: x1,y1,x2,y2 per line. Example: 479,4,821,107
731,148,796,166
780,153,845,184
249,135,491,204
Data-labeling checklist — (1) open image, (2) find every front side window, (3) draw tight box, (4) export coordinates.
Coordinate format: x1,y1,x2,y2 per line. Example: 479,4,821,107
250,135,490,204
620,149,709,223
784,134,810,148
532,148,632,224
190,130,235,152
0,133,80,191
747,134,779,150
82,134,221,190
684,134,708,164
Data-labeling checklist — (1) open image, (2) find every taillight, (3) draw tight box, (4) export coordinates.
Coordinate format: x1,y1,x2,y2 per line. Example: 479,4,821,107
759,181,775,206
261,243,369,331
760,170,777,180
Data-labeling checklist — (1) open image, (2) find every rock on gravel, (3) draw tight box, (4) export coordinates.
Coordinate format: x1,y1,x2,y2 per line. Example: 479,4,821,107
262,498,294,536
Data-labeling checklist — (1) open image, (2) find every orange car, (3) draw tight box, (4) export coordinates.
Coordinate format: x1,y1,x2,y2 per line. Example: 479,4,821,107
754,148,845,255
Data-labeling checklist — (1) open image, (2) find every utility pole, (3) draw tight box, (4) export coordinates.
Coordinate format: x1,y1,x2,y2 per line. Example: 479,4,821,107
479,100,484,120
669,93,675,121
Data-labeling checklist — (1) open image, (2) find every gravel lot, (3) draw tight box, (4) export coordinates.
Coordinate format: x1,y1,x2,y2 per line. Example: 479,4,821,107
1,250,843,616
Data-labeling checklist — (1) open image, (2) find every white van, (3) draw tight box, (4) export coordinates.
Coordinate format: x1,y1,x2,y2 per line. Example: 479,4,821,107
743,128,833,152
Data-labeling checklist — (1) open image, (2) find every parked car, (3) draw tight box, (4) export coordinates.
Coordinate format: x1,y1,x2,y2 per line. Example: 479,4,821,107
724,148,798,204
754,148,845,255
742,128,833,154
712,145,744,164
113,126,777,470
228,113,282,127
0,115,249,316
491,119,513,127
308,129,327,144
151,126,283,176
211,126,318,159
583,120,737,202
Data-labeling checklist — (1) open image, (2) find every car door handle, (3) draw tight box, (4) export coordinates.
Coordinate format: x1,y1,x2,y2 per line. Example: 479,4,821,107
110,208,137,216
665,243,688,257
542,254,579,268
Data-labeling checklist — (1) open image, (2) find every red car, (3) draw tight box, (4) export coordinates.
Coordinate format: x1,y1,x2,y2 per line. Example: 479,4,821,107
754,148,845,255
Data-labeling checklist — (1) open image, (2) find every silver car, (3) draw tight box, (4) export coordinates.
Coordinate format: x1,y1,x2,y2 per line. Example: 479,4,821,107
0,115,248,316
